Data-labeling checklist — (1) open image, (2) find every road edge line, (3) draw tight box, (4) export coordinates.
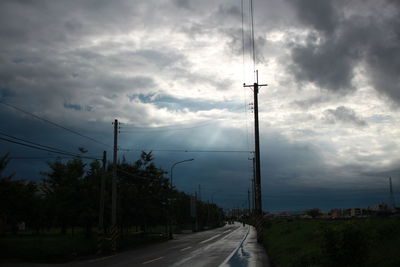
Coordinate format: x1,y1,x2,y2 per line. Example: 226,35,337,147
218,225,250,267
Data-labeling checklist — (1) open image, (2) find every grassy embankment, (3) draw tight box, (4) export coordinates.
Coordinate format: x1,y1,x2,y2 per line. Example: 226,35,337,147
0,226,168,263
263,217,400,267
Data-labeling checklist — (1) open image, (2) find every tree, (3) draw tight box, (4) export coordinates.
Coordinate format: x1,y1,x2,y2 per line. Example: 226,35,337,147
117,151,170,233
41,158,86,234
0,153,39,234
305,208,322,218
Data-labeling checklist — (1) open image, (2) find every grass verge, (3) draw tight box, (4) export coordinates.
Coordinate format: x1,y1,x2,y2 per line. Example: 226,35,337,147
263,217,400,267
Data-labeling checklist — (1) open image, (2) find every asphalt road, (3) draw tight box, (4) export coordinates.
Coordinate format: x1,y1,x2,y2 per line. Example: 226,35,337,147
4,223,268,267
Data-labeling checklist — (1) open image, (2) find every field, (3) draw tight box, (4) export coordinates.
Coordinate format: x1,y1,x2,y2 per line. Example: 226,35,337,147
263,217,400,267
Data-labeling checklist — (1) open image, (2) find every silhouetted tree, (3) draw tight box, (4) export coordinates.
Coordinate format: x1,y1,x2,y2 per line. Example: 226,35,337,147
42,158,86,234
306,208,322,218
0,153,39,234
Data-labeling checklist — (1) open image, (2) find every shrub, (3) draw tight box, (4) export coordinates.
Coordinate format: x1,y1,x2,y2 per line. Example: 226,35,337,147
322,222,370,266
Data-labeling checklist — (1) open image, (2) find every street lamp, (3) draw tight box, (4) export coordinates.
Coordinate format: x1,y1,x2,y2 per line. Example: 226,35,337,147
170,158,194,188
167,158,194,239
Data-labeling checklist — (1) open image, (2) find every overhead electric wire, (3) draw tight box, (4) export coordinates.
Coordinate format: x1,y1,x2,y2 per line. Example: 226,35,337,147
119,148,253,154
9,156,72,160
0,131,72,154
250,0,256,75
241,0,256,192
0,101,111,148
0,136,101,160
241,0,251,156
241,0,246,82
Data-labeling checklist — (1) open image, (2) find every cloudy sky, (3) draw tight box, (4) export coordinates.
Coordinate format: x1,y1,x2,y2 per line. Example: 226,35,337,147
1,0,399,212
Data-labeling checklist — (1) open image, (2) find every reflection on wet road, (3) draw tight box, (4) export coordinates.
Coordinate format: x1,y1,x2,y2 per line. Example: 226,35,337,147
3,223,268,267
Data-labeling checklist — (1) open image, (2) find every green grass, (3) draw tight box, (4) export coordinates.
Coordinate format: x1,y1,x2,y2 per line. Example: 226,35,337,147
263,217,400,267
0,227,168,263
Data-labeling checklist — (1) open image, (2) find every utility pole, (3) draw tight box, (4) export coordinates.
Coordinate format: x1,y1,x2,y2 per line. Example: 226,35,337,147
250,157,256,215
389,177,395,209
198,184,202,201
111,119,118,251
97,151,107,254
244,70,267,243
248,189,251,216
194,192,198,232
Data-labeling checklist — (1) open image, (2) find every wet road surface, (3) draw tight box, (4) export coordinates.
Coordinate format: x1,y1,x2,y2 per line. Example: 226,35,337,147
3,223,269,267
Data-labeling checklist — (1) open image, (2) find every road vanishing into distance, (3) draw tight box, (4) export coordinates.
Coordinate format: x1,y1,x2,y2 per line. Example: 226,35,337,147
4,223,269,267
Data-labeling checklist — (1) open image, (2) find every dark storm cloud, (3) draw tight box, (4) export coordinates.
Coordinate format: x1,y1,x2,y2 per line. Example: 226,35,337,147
323,106,367,127
287,0,400,104
0,105,111,181
174,0,191,9
222,26,267,64
217,4,241,17
0,0,139,48
290,0,338,34
0,49,156,108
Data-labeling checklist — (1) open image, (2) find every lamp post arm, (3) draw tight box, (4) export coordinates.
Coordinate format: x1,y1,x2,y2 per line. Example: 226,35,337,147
170,158,194,188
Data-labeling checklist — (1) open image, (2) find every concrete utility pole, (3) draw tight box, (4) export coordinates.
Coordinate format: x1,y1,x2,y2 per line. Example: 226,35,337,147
198,184,201,201
97,151,107,254
244,70,267,243
389,176,396,208
248,189,251,216
249,157,256,214
111,119,118,251
194,192,198,232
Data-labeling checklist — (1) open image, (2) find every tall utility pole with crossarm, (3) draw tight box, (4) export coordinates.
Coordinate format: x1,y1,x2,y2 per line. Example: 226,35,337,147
244,70,267,243
111,119,118,251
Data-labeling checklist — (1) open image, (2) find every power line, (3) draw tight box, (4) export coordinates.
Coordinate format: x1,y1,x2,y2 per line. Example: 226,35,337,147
241,0,246,83
119,148,253,154
250,0,256,74
9,156,72,160
0,101,111,148
0,136,101,160
0,131,72,155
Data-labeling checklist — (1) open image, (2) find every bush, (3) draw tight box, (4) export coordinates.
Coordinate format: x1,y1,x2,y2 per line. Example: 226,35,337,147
322,222,370,266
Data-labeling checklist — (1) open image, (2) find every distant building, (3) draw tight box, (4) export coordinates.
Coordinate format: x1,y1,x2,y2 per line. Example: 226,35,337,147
330,208,343,218
350,208,362,217
369,203,389,212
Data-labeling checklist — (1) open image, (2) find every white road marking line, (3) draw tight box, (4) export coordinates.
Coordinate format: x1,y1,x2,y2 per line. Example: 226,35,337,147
222,229,232,234
84,255,115,263
199,233,221,244
180,246,192,251
221,227,241,240
142,256,164,264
